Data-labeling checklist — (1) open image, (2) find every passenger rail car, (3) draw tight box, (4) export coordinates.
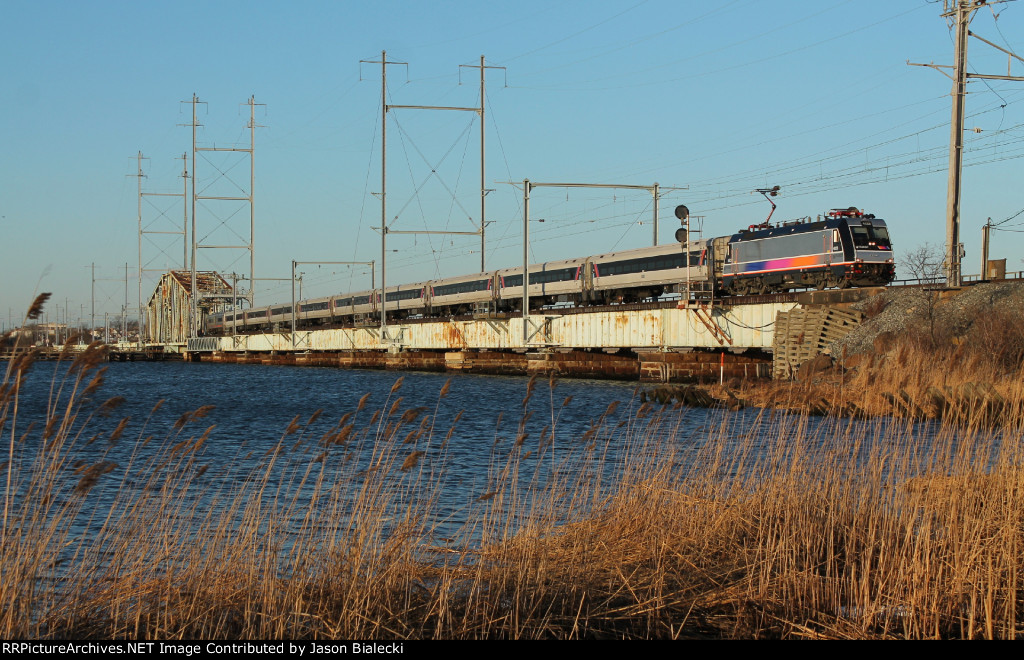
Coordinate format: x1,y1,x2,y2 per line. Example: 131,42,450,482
202,206,894,335
588,238,720,304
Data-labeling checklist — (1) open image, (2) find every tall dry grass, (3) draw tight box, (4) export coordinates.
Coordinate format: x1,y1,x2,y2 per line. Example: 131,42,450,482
2,296,1023,639
741,309,1024,425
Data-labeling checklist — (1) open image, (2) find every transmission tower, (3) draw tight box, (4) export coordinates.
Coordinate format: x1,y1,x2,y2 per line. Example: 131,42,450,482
182,95,263,337
132,151,189,343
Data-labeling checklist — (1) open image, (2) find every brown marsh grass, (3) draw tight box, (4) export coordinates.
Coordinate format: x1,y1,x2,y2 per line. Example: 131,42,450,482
2,297,1023,639
736,312,1024,425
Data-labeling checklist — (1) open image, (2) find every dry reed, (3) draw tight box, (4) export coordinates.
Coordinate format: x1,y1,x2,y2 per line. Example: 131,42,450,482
2,297,1023,639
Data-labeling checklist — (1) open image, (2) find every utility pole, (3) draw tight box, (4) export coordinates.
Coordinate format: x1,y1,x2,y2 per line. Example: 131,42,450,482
290,260,374,348
910,0,1024,286
124,262,129,341
130,151,147,344
523,179,530,344
504,180,686,343
460,56,506,271
981,217,991,278
380,52,392,335
91,263,95,341
946,0,970,287
361,51,407,336
182,94,204,340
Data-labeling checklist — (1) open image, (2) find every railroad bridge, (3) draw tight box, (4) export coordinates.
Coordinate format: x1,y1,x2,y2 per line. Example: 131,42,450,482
183,288,879,383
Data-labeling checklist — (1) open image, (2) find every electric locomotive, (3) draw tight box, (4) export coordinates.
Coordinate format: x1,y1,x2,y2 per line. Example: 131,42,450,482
723,207,894,295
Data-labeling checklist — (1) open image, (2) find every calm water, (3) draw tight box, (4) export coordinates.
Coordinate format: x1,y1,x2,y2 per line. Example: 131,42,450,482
7,360,650,469
1,361,715,545
1,359,953,550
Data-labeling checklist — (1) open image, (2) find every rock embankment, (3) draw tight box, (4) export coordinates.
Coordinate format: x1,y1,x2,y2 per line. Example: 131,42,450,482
830,280,1024,358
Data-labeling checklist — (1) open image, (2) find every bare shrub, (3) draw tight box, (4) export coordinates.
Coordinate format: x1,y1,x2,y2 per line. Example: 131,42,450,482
902,242,944,281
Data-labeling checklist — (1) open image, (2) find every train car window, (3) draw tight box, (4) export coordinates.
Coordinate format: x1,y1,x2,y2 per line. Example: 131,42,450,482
353,296,370,305
530,268,576,284
384,289,422,302
271,306,291,315
503,274,524,288
302,301,330,312
595,253,686,277
435,279,489,297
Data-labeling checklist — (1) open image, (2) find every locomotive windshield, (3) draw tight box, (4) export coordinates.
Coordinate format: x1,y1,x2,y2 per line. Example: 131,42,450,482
849,223,891,250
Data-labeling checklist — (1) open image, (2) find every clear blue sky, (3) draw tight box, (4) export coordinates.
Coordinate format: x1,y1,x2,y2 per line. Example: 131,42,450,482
3,0,1024,329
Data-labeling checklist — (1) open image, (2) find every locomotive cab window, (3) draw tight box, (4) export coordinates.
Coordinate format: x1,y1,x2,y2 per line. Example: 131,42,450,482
849,224,891,250
869,225,891,249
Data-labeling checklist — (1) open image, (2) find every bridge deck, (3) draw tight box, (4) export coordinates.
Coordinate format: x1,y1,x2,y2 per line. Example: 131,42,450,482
189,302,796,354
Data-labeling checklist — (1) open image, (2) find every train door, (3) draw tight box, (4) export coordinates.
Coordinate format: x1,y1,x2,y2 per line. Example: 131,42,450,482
581,258,594,303
710,238,729,280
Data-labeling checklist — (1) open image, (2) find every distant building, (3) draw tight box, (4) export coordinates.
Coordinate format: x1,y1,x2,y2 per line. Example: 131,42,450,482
144,271,233,344
34,322,68,346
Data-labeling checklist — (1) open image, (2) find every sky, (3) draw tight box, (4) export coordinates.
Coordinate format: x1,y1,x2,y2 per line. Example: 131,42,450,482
3,0,1024,330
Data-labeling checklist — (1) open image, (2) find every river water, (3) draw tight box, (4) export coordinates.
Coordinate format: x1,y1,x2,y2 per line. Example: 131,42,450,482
1,359,955,553
1,361,714,545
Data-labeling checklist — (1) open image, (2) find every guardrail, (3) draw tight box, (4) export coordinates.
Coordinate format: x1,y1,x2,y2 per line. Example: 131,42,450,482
890,272,1024,287
961,271,1024,283
889,277,947,287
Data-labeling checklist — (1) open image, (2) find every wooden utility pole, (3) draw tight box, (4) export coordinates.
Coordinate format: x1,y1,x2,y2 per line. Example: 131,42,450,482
911,0,1024,286
944,0,970,287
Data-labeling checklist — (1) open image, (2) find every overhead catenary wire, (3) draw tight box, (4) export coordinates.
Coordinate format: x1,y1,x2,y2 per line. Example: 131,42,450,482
509,3,927,92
